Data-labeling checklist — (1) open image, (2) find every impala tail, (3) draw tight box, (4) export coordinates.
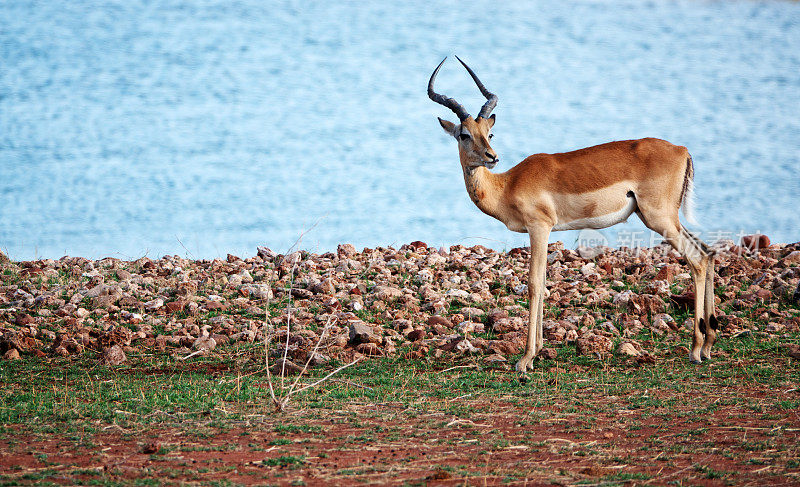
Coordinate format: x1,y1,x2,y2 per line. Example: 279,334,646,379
680,154,699,226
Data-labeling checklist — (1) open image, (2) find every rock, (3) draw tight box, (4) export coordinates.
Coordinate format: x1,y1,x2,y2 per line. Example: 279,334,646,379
337,244,357,258
489,339,523,356
14,314,35,326
613,290,635,307
460,307,485,318
599,321,620,335
99,326,133,348
617,342,641,357
92,294,120,308
484,353,507,364
493,317,524,333
291,288,313,300
765,322,785,334
643,280,670,297
193,335,217,352
565,329,578,342
241,284,273,300
406,329,426,342
783,251,800,266
450,337,479,354
539,347,558,360
271,358,307,375
102,345,127,366
577,246,604,260
355,342,382,356
783,344,800,360
75,308,90,319
144,298,164,311
741,234,770,251
257,246,277,261
670,292,695,311
3,349,21,360
655,266,676,283
446,289,471,301
547,250,563,264
371,285,403,301
116,269,132,281
576,334,612,357
457,321,484,334
349,321,380,345
487,308,509,325
310,278,336,294
427,316,453,329
164,300,185,313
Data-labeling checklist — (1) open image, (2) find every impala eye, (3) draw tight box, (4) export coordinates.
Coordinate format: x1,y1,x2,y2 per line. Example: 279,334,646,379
488,134,494,139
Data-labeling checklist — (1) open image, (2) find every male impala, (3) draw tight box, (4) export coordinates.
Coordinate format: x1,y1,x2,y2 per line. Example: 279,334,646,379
428,56,716,371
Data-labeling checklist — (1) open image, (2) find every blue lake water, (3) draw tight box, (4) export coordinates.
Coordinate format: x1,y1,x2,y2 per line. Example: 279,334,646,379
1,0,799,260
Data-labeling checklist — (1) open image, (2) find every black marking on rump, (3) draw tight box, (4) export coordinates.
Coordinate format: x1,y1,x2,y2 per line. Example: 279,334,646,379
679,154,694,210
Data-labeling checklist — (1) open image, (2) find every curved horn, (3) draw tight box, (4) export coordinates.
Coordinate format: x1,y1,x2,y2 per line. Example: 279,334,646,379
428,57,470,122
455,55,498,119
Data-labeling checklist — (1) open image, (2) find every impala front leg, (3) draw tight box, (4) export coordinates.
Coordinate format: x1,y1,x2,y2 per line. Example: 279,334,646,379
516,225,551,373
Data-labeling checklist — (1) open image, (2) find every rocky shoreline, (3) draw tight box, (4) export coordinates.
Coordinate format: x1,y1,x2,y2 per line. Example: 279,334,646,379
1,237,799,367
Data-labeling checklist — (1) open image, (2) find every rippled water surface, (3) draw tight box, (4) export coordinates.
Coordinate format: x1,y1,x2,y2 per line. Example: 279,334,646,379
2,1,798,259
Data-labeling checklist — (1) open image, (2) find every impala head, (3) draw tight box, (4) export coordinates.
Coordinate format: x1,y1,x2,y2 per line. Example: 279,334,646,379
428,56,499,169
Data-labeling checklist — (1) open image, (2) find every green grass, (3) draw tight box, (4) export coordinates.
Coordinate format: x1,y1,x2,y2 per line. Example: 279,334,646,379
0,329,798,485
1,330,797,431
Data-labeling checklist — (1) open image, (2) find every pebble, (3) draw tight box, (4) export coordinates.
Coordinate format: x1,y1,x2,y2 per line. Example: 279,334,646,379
0,237,795,367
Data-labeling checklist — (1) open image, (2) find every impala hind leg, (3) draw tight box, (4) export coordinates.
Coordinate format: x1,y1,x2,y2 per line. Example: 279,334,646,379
701,253,718,360
638,214,711,363
516,226,550,373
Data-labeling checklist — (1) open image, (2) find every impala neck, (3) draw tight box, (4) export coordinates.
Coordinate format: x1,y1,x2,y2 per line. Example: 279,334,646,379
461,158,506,221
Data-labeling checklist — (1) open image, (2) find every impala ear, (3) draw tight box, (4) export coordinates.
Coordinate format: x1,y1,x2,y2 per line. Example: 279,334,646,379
438,117,458,137
486,113,496,129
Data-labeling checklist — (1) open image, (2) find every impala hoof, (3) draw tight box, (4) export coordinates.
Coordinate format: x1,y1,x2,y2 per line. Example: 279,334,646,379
515,354,535,373
689,351,703,364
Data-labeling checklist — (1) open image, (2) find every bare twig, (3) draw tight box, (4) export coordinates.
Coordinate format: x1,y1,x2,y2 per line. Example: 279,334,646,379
288,358,363,396
281,260,298,386
260,223,365,412
285,316,337,396
437,364,479,374
179,349,205,361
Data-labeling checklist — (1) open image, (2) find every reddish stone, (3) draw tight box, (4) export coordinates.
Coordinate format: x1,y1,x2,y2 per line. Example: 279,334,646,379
406,329,426,342
655,266,675,283
539,347,558,360
355,342,382,356
408,241,427,250
427,316,453,328
669,292,695,311
741,234,770,251
15,314,34,326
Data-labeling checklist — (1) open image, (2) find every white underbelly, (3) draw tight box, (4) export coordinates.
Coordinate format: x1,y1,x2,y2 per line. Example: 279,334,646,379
552,194,637,231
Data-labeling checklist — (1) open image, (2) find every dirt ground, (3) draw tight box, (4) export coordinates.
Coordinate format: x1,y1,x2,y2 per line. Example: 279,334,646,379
2,370,799,486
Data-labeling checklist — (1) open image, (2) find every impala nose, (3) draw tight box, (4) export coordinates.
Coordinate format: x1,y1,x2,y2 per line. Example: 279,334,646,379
485,151,498,162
